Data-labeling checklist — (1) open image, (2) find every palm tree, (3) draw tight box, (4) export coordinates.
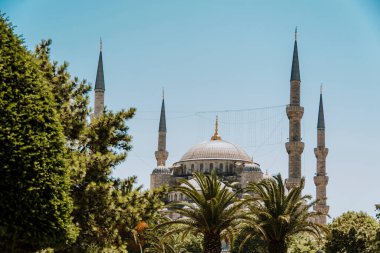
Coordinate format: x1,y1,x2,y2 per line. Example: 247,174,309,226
241,174,325,253
160,171,245,253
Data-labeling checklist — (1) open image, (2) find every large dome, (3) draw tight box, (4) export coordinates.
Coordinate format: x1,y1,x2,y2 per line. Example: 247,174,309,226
178,139,252,163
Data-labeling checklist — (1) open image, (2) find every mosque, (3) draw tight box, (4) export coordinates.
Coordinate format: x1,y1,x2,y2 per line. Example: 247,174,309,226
93,31,329,225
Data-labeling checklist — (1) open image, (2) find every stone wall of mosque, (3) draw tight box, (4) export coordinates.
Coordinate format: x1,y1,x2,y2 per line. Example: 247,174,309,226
150,173,173,189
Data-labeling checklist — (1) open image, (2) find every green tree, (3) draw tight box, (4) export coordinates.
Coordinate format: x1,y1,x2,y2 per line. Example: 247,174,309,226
0,15,77,252
143,223,203,253
287,232,322,253
161,171,244,253
242,174,325,253
230,228,266,253
325,211,380,253
142,228,201,253
34,36,167,252
376,204,380,221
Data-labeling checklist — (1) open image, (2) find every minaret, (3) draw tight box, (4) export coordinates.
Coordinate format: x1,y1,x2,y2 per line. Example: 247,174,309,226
94,38,105,117
155,90,169,166
285,28,305,190
313,86,329,224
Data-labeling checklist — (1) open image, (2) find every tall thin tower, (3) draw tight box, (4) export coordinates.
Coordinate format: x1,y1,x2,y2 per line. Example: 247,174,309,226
94,39,105,117
155,90,169,166
313,87,329,224
286,28,305,190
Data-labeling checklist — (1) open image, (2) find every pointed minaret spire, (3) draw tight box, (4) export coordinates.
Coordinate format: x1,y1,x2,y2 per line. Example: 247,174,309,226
314,88,329,224
94,38,105,117
211,115,222,140
155,91,169,166
95,38,105,91
317,84,325,129
158,89,166,133
286,28,304,190
290,27,301,82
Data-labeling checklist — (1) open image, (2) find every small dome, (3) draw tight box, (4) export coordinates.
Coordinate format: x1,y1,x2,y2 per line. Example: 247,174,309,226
152,166,171,174
243,163,262,173
178,139,252,163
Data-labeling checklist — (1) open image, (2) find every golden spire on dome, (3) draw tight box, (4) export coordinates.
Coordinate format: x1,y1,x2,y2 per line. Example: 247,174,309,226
211,115,222,140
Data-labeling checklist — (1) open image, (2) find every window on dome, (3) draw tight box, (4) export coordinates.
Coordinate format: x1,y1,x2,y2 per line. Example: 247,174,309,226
191,164,194,173
219,163,223,173
210,163,213,172
200,163,204,172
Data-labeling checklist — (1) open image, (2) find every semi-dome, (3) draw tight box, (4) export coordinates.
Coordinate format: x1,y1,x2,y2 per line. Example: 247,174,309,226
243,163,262,172
179,139,252,162
152,166,171,174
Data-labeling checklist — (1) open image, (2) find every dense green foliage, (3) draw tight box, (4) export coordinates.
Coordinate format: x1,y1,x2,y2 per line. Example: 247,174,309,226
241,175,325,253
143,225,203,253
287,232,322,253
376,204,380,221
230,228,266,253
160,171,244,253
325,211,380,253
0,15,77,252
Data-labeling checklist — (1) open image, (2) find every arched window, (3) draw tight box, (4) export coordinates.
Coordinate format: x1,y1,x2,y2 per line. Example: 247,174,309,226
174,194,177,201
219,163,223,173
229,164,233,173
200,163,204,173
191,164,195,173
210,163,213,172
183,165,187,175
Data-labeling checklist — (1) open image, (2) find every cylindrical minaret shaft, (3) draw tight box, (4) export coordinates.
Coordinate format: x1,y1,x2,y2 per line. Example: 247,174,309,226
94,39,105,117
313,88,329,224
286,28,305,190
155,91,169,166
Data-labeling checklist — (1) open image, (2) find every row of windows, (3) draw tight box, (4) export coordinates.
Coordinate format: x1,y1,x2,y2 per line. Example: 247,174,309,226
169,193,184,201
181,163,234,174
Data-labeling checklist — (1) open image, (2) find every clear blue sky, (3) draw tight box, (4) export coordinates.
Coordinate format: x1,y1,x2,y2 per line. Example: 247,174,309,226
2,0,380,220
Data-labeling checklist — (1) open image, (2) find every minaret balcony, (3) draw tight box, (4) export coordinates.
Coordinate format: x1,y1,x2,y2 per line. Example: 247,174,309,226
313,204,330,214
286,105,304,119
285,141,304,153
313,175,329,186
285,177,302,190
314,147,328,158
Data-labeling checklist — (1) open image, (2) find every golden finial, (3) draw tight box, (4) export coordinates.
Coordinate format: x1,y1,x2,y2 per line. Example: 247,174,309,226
211,115,221,140
295,26,298,41
100,37,102,52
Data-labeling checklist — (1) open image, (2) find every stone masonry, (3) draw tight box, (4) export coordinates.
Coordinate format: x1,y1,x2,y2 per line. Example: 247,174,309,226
286,29,305,190
313,90,329,224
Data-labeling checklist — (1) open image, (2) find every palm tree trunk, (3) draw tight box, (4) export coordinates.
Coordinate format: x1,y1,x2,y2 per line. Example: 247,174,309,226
268,239,287,253
203,232,221,253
